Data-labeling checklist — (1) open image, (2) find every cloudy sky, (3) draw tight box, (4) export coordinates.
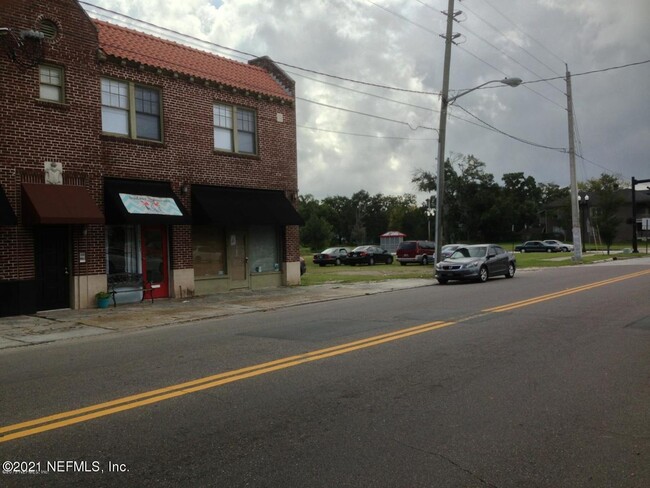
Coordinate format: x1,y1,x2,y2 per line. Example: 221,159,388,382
83,0,650,201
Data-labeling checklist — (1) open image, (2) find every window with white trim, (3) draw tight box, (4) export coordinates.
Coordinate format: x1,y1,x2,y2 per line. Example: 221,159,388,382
213,104,257,155
39,65,64,102
101,78,162,141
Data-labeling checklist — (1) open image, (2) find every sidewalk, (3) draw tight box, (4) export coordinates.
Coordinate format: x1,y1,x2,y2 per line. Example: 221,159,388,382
0,279,433,350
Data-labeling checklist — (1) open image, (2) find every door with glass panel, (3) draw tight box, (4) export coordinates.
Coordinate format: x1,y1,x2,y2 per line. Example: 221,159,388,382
141,225,169,298
228,230,249,289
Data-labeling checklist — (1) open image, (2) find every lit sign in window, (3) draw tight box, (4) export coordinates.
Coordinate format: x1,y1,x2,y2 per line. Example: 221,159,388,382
119,193,182,216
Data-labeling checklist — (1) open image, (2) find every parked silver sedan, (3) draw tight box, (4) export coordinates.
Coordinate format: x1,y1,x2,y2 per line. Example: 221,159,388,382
435,244,516,284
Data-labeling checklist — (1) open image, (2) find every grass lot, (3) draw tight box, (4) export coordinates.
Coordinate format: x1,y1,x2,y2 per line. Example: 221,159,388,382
300,246,648,286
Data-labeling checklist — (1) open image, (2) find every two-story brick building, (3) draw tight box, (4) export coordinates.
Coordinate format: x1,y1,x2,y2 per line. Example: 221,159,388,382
0,0,303,318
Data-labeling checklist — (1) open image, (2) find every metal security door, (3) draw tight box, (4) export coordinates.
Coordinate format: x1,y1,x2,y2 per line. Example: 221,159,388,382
35,226,70,311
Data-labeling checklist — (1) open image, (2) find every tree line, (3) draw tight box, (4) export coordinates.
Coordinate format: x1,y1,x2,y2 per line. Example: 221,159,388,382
299,154,625,252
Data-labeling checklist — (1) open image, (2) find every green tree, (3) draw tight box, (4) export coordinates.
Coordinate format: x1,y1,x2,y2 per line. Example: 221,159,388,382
583,174,626,254
301,214,334,251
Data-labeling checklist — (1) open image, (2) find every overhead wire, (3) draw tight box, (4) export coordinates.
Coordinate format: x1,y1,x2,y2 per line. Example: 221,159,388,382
477,0,567,65
454,0,563,77
81,1,441,96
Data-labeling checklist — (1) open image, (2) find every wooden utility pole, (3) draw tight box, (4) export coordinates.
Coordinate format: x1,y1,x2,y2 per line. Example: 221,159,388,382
434,0,456,265
566,65,583,261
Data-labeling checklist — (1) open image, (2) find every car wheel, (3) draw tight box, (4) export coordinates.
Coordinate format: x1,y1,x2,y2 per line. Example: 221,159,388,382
335,258,341,266
520,249,526,253
505,262,515,278
478,266,489,283
437,278,448,284
386,256,393,265
561,247,568,252
421,256,428,265
368,257,375,265
547,248,552,253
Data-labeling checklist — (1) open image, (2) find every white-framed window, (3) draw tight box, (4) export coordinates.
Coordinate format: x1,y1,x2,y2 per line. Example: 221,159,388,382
39,65,64,102
213,104,257,155
101,78,162,141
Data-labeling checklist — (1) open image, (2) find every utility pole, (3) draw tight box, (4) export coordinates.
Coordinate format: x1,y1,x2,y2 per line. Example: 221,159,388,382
566,64,583,262
434,0,457,266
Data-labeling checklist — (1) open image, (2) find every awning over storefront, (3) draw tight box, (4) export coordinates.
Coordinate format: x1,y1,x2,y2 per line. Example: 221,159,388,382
104,178,190,225
21,184,105,225
192,185,304,226
0,184,17,225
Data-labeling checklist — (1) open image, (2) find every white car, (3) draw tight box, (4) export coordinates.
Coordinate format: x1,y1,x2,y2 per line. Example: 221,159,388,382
543,240,574,252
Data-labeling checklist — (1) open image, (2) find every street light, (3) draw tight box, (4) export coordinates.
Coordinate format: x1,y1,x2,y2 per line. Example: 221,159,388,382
434,77,522,265
578,193,590,253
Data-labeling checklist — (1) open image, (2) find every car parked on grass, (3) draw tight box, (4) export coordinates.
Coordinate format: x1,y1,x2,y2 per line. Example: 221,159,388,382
396,240,435,265
313,247,349,266
435,244,516,284
514,240,560,253
543,240,574,252
344,245,394,266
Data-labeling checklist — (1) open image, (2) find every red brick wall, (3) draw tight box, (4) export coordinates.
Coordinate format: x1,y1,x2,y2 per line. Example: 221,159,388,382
1,0,105,280
1,0,300,282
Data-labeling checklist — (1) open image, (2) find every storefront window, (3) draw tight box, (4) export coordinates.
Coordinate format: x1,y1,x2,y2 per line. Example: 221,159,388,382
106,225,139,281
249,225,279,273
192,225,227,278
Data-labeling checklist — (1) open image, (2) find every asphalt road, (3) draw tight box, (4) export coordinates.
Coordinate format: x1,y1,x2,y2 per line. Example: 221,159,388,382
1,262,649,487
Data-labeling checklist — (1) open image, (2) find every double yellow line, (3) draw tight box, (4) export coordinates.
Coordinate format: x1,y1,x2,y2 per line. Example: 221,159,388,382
2,268,649,443
485,269,650,313
0,319,455,443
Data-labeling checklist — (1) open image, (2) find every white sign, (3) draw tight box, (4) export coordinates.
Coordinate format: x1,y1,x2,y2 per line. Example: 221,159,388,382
119,193,182,216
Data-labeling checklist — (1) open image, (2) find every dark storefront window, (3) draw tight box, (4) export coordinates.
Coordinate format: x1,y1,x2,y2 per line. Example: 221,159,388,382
249,225,279,273
192,225,227,278
107,225,139,279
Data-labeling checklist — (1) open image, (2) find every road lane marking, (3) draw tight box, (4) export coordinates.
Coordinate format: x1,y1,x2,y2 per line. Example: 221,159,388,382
484,269,650,313
0,320,454,442
2,268,649,443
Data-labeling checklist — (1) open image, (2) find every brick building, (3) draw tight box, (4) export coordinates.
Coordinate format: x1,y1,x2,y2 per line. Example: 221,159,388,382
0,0,303,318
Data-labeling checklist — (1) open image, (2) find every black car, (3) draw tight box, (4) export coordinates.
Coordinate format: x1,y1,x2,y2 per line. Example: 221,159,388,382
344,245,393,266
514,240,560,253
313,247,349,266
435,244,516,284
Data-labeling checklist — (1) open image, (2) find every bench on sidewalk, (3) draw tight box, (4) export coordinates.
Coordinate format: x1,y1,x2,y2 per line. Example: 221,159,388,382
108,272,155,307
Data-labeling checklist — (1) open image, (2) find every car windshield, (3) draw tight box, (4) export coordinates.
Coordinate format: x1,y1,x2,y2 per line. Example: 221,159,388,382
450,246,487,259
321,248,338,254
352,246,370,252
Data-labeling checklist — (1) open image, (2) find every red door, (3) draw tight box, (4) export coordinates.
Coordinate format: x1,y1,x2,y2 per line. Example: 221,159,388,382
141,225,169,298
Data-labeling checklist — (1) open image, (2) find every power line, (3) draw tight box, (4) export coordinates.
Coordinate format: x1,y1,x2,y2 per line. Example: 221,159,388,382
453,103,567,152
296,97,438,132
457,0,563,77
522,59,650,86
373,0,565,110
298,125,436,140
81,1,440,96
478,0,566,65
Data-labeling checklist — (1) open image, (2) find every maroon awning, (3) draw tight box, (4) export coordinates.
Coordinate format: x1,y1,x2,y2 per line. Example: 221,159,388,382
22,184,105,225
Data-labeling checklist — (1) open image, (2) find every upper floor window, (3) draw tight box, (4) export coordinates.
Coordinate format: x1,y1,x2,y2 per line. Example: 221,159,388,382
39,65,64,102
101,78,161,141
213,104,257,155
